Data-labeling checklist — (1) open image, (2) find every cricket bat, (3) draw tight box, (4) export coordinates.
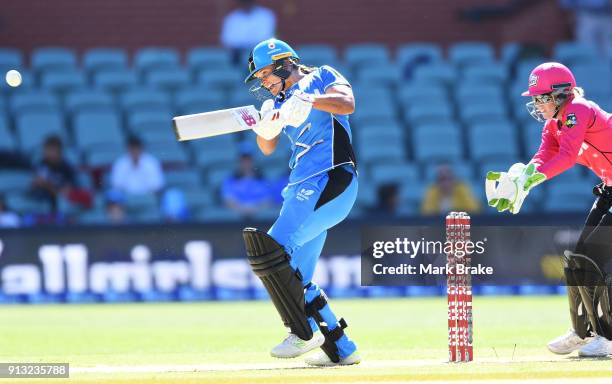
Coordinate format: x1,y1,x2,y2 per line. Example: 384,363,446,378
172,105,260,141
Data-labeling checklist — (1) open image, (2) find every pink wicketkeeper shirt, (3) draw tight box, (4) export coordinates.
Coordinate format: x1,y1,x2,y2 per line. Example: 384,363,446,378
530,96,612,185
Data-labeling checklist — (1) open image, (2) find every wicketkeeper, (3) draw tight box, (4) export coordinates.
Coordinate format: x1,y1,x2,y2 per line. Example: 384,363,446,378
486,62,612,357
241,38,360,366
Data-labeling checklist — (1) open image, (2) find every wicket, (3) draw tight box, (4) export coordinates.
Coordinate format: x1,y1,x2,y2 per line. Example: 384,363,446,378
446,212,473,362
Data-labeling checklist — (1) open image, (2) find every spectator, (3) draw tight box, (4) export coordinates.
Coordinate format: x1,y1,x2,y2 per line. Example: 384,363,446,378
376,183,400,215
31,135,88,212
0,194,20,228
560,0,612,57
221,149,272,217
220,0,276,64
110,136,164,197
421,164,481,215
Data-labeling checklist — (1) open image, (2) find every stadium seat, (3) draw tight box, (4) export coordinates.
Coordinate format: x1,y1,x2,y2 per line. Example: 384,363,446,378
124,193,159,216
73,111,124,150
187,47,232,70
544,182,593,212
500,42,521,65
174,87,225,115
0,171,32,193
83,48,129,73
134,47,180,73
521,120,543,156
0,48,23,72
462,63,509,84
147,141,190,165
192,135,239,169
398,82,448,106
165,169,203,189
369,162,420,186
459,102,508,122
572,64,612,98
553,41,600,65
468,122,519,162
93,69,139,93
65,89,115,113
455,83,504,102
196,68,243,90
448,42,495,66
5,193,51,215
0,69,34,93
296,44,339,66
0,116,16,150
412,62,457,85
396,43,443,71
356,122,404,144
357,137,407,164
197,206,242,222
182,186,216,213
10,90,60,114
356,65,402,85
120,89,172,114
127,110,173,136
413,129,462,163
344,43,391,69
352,96,396,120
413,122,461,141
146,68,191,91
40,70,87,93
16,111,66,151
404,102,454,126
31,47,77,73
86,147,124,168
228,87,255,108
514,58,545,83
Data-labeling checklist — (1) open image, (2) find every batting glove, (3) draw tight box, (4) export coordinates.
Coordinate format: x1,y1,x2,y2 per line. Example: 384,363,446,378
280,90,314,127
252,99,285,140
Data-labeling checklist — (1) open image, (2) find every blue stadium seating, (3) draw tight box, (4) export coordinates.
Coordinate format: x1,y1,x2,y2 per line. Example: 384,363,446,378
500,42,521,65
424,162,475,183
0,116,16,150
192,135,239,170
369,162,419,187
521,120,543,156
127,110,173,137
459,102,508,122
553,41,600,65
16,111,66,151
65,89,115,113
146,68,191,91
31,47,77,73
10,90,59,114
40,70,87,93
165,169,203,189
356,65,402,85
6,193,51,215
73,111,124,150
86,148,124,168
462,63,509,84
413,128,462,163
0,171,32,193
0,48,23,71
187,47,232,70
133,47,180,73
572,63,612,100
413,122,461,139
544,182,593,212
469,122,518,162
297,44,339,66
412,62,457,85
396,43,443,72
83,48,128,73
0,69,34,92
196,68,243,90
196,206,242,222
398,82,448,106
174,87,225,114
404,102,454,126
448,42,495,66
93,69,139,93
147,141,190,165
356,122,404,144
120,89,171,114
357,137,406,164
344,43,391,69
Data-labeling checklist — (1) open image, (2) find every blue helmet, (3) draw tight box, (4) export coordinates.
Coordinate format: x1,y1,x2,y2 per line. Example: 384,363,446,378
244,38,299,83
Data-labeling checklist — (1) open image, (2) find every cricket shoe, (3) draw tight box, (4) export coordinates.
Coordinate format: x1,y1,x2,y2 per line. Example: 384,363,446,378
578,335,612,357
547,329,592,355
304,350,361,367
270,332,325,358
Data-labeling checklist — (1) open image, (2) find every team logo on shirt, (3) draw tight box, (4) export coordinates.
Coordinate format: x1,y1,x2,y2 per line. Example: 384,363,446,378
564,113,577,128
296,188,315,201
529,74,538,87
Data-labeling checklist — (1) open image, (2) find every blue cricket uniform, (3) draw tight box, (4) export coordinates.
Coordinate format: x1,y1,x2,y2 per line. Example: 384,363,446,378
267,65,358,358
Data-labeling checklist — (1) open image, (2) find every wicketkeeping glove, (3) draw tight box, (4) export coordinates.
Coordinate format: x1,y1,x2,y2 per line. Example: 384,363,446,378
253,99,285,140
280,90,314,127
485,163,546,214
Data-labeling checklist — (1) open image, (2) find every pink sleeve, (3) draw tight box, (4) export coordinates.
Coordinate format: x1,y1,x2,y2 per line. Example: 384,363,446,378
534,105,591,179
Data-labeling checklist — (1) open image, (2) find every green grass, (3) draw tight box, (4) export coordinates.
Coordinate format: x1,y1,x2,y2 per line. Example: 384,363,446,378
0,296,611,383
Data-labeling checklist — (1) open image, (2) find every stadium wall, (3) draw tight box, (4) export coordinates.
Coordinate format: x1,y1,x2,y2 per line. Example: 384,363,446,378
0,0,569,55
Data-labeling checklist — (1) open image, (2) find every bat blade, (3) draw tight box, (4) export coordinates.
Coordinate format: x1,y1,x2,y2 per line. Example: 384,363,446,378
173,105,260,141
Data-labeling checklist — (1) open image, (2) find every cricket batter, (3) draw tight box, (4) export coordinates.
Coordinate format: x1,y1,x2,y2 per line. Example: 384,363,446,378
486,62,612,357
241,38,360,366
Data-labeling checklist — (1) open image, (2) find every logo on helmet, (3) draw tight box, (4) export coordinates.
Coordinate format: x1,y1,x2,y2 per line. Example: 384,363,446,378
268,41,276,50
529,74,538,87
